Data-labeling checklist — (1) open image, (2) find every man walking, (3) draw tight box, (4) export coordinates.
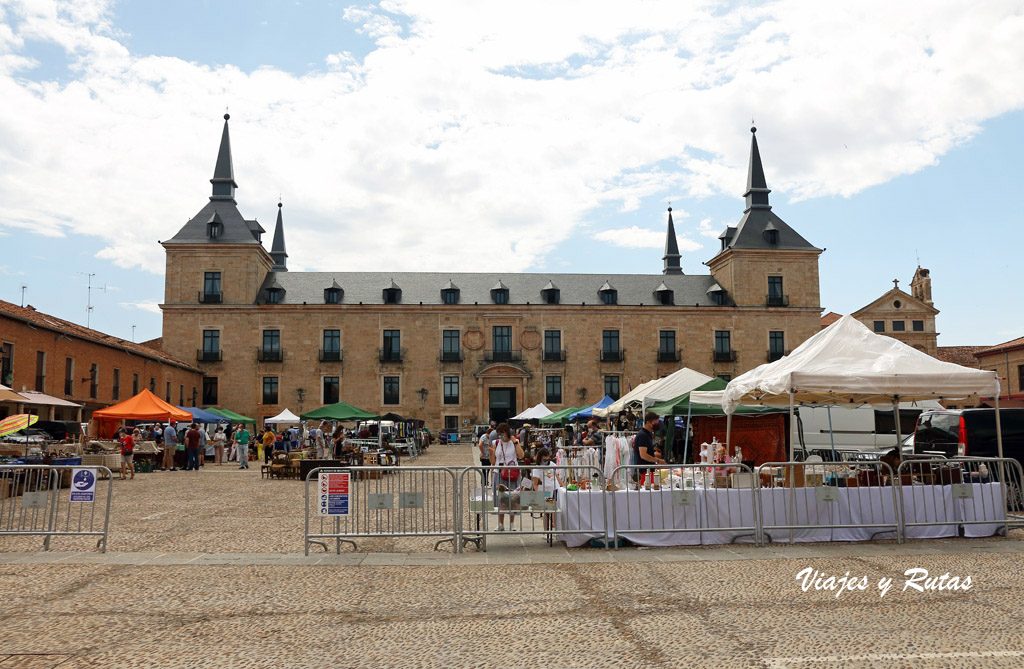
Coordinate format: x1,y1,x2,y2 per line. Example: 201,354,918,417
235,424,252,469
162,421,178,471
184,423,202,471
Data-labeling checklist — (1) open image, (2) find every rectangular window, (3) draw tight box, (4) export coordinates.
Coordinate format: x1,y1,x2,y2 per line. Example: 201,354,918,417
714,331,731,353
150,377,156,392
444,415,459,430
769,331,785,353
546,375,562,404
323,376,340,404
602,330,620,352
892,320,906,332
383,376,400,405
133,373,139,396
544,330,561,354
443,376,459,405
1019,365,1024,393
873,321,885,332
323,329,341,352
179,384,184,406
659,330,675,353
768,276,783,297
112,368,120,401
89,363,98,399
604,375,620,400
35,351,45,392
165,381,171,402
383,330,401,361
262,377,279,405
493,290,509,305
64,358,74,395
262,329,280,352
442,330,460,361
912,320,924,332
203,330,220,352
202,377,218,405
0,342,12,387
203,271,221,296
493,326,511,352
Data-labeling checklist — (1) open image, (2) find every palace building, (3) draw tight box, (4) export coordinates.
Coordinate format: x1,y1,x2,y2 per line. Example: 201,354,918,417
159,116,824,428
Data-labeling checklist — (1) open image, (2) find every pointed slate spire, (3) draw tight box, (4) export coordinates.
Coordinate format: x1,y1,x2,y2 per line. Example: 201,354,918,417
270,201,288,271
210,114,238,202
743,126,771,212
662,206,682,275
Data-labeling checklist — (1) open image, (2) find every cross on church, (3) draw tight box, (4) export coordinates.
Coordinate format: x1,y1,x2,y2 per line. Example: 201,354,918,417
893,279,899,289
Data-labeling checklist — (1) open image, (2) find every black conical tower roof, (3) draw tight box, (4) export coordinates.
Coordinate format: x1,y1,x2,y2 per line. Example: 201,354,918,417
210,114,238,202
743,126,771,212
270,201,288,271
662,207,682,275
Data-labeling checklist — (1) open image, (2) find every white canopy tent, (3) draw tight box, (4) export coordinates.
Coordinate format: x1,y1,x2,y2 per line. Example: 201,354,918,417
512,403,553,421
722,315,1002,460
264,408,302,424
594,368,714,417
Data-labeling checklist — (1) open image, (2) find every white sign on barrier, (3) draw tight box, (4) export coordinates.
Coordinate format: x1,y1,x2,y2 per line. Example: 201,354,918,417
21,491,48,509
672,490,697,507
520,491,546,508
368,493,394,510
70,469,97,503
951,483,974,500
398,492,424,509
815,486,840,503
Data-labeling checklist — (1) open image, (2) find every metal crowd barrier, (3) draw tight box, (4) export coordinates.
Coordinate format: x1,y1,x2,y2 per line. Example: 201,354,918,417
897,457,1024,539
0,465,113,552
756,461,902,544
457,465,606,553
304,466,459,554
610,463,760,549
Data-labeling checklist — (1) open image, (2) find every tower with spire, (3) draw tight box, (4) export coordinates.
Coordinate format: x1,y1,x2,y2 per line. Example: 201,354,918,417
270,201,288,271
662,207,682,275
705,126,822,309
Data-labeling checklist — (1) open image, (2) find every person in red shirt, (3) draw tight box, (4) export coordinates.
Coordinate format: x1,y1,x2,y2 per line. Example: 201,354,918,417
118,427,135,480
184,423,202,471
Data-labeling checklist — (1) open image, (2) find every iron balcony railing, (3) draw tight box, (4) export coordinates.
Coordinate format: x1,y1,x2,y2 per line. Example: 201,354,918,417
484,350,522,363
257,348,284,362
319,349,344,362
767,349,790,362
600,349,625,363
198,291,223,304
197,349,223,362
657,349,681,363
439,350,463,362
765,294,790,307
713,349,737,363
543,349,566,362
379,348,404,363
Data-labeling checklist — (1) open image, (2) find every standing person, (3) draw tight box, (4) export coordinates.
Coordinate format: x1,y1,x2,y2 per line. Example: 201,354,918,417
313,425,326,459
213,425,226,465
199,424,209,467
333,428,345,459
162,421,178,471
488,422,524,532
632,412,666,483
234,424,252,469
226,425,237,462
184,423,202,471
118,428,135,480
259,426,273,463
477,429,492,486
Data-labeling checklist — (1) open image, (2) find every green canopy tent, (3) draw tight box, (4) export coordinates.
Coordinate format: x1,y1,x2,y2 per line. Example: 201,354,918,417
207,407,256,424
538,406,585,426
300,401,379,422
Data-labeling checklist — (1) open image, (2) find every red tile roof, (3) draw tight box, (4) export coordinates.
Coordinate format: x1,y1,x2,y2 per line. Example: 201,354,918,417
974,336,1024,357
935,346,988,367
0,299,200,373
820,312,843,328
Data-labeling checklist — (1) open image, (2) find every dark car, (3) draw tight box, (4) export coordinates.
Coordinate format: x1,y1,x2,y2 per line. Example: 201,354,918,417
913,408,1024,462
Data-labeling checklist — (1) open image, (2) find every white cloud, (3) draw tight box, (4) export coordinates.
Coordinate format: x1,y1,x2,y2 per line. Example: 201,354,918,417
696,217,723,238
0,0,1022,275
595,226,702,252
120,300,162,315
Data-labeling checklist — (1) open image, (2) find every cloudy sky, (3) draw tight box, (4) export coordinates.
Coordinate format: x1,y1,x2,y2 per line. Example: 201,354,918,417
0,0,1022,348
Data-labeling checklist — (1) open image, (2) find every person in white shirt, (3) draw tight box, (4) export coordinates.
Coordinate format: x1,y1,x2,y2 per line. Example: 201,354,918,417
213,425,227,465
488,422,524,531
531,448,562,532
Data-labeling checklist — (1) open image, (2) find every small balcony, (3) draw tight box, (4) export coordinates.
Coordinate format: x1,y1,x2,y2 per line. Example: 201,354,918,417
543,349,566,362
197,349,223,362
257,348,284,362
713,349,737,363
767,349,790,362
319,349,344,362
600,349,625,363
199,291,223,304
484,349,522,363
765,294,790,307
439,350,463,362
379,348,404,363
658,349,681,363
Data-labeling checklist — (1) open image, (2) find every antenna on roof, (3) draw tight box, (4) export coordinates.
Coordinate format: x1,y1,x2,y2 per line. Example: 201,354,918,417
78,272,107,329
20,285,26,308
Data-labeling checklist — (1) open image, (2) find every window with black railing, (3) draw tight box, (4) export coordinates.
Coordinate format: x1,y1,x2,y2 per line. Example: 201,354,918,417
321,329,342,361
714,330,735,362
491,326,513,360
199,330,221,361
658,331,679,362
260,330,282,362
546,375,562,404
544,330,565,361
262,376,278,405
202,377,218,405
766,276,787,306
601,330,622,361
383,376,399,404
323,376,339,404
768,331,785,362
443,376,459,405
201,272,222,303
441,330,461,361
381,330,402,362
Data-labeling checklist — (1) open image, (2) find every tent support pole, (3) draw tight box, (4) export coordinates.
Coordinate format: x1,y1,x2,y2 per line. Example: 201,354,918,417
994,394,1008,535
725,413,732,457
826,406,836,462
995,394,1004,460
682,403,693,465
788,392,795,461
892,397,902,454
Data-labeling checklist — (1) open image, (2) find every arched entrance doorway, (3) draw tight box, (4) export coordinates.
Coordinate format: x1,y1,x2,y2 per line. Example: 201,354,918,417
474,363,532,425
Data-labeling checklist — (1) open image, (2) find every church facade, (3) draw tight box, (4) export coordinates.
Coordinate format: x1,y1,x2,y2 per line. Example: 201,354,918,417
159,117,824,429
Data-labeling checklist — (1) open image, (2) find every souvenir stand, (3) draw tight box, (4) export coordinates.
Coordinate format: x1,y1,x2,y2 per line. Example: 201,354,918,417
91,389,193,471
300,401,388,476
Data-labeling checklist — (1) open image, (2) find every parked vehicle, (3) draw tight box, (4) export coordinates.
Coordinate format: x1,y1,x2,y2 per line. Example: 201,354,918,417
794,401,942,454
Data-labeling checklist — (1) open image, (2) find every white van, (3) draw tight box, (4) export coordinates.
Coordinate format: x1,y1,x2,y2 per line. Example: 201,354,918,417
794,401,943,455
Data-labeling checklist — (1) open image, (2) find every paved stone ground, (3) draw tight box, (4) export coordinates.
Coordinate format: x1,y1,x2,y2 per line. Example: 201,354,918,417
2,443,1024,667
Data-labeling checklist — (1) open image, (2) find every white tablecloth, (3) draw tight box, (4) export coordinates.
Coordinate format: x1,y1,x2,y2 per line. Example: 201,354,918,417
555,482,1007,547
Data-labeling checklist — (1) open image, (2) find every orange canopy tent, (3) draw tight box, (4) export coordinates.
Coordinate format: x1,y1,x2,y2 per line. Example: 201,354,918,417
92,389,193,438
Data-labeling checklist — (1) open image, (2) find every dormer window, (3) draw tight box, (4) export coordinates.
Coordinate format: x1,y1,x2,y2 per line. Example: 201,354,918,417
541,281,559,305
599,281,617,305
707,283,726,306
324,287,342,304
441,279,460,305
491,280,509,305
763,222,779,245
383,279,401,304
206,212,224,239
654,282,674,306
266,288,283,304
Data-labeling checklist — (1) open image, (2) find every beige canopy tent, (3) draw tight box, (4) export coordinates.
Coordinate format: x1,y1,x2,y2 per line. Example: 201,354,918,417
721,315,1002,460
